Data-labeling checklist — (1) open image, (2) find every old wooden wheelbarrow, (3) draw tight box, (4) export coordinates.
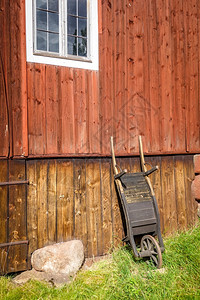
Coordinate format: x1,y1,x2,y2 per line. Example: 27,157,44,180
110,136,164,268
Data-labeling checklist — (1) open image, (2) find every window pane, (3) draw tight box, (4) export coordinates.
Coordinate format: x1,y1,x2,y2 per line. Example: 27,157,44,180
48,12,59,32
49,32,59,52
78,37,87,56
48,0,58,12
78,18,87,37
37,10,47,30
78,0,87,17
37,30,47,51
68,36,77,55
68,15,77,35
36,0,47,9
67,0,76,15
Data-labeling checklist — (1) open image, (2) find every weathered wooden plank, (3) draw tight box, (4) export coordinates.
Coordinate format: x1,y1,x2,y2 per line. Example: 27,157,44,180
0,160,8,274
36,161,48,249
47,160,57,243
160,156,177,234
111,161,123,247
184,155,197,226
174,156,187,230
100,159,112,254
147,157,164,232
85,159,102,256
8,160,27,273
56,160,74,242
73,159,87,254
27,160,38,266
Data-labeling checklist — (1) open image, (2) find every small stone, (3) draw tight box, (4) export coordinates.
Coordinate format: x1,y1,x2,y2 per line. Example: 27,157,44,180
197,203,200,218
12,268,71,287
191,175,200,200
194,155,200,174
31,240,84,277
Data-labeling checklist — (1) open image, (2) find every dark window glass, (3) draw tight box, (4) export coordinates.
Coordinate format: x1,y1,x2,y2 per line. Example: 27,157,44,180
48,12,59,32
48,0,58,12
78,0,87,17
37,30,47,51
49,32,59,52
78,37,87,56
67,0,76,15
36,0,47,9
78,18,87,37
68,36,77,55
67,15,77,35
37,10,47,30
35,0,88,58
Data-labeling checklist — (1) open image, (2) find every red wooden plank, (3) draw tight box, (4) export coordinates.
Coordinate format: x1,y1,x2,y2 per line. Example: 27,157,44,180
142,0,151,152
0,0,9,157
185,0,199,152
147,0,162,153
10,1,27,157
113,0,126,153
74,69,87,153
99,0,114,155
27,63,46,155
4,0,13,158
128,0,147,154
46,65,60,154
157,0,174,152
171,0,186,152
60,67,75,154
87,71,100,154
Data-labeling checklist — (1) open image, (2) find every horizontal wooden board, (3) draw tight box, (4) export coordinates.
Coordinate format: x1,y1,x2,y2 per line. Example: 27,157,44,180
0,154,197,273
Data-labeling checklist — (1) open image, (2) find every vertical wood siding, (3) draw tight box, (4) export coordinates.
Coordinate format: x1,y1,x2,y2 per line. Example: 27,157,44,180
1,0,200,157
0,156,197,274
0,0,27,158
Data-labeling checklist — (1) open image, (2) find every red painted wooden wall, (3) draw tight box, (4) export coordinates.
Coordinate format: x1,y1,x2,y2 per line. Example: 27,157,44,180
1,0,200,158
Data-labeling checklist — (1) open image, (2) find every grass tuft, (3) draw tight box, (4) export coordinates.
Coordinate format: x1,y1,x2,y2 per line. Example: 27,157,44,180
0,222,200,299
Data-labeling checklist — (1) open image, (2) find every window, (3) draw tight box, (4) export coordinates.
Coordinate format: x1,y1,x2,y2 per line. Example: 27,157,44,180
26,0,99,70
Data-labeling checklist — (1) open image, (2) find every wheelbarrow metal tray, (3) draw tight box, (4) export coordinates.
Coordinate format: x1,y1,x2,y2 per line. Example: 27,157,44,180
120,173,157,235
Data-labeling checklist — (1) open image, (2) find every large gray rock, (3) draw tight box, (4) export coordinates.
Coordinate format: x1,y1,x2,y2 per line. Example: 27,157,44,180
31,240,84,276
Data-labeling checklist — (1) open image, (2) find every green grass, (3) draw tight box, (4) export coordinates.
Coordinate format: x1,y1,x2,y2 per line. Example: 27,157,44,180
0,222,200,300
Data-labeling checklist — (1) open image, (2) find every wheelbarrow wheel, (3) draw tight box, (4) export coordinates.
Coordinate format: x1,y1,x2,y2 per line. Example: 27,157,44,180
140,235,162,269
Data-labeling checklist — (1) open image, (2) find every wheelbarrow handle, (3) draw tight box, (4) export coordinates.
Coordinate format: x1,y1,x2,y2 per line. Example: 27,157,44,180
144,166,158,176
114,169,127,180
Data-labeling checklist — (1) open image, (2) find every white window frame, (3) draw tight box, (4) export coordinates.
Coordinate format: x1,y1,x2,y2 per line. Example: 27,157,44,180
26,0,99,70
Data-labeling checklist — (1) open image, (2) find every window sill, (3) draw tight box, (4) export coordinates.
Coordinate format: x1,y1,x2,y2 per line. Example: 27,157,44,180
33,50,92,63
